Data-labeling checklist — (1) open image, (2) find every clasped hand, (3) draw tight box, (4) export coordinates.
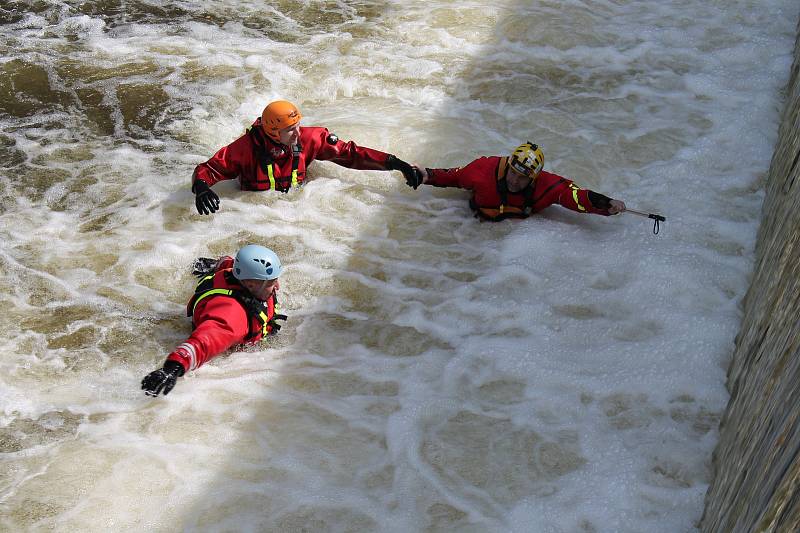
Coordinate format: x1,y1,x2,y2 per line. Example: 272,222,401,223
387,155,423,190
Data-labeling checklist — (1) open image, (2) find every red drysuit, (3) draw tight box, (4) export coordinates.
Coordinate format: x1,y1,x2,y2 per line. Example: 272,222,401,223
166,257,280,373
425,156,615,221
193,118,391,192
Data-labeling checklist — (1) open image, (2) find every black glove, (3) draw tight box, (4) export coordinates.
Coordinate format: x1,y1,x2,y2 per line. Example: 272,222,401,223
141,360,185,397
268,313,288,335
193,180,220,215
387,155,423,190
587,191,612,210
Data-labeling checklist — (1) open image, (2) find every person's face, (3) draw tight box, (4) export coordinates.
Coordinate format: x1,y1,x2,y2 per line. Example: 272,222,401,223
278,123,301,146
506,166,533,193
240,278,280,301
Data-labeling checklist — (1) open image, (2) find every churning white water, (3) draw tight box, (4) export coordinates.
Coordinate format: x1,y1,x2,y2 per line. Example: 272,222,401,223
1,1,797,531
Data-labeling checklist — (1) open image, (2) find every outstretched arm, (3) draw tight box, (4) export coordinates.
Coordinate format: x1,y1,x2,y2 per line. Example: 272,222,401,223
311,129,390,170
306,128,422,188
141,297,250,397
418,165,473,189
556,181,625,216
170,298,250,372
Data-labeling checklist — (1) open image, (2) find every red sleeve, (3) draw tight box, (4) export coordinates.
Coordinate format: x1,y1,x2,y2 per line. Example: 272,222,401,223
167,297,250,372
555,182,612,216
425,157,487,189
529,171,610,216
192,134,255,187
302,127,390,171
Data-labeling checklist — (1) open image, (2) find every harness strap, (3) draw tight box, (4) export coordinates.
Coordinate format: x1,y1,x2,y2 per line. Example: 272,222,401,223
192,288,234,314
247,126,302,192
290,144,301,188
496,157,508,214
247,127,275,188
495,157,509,181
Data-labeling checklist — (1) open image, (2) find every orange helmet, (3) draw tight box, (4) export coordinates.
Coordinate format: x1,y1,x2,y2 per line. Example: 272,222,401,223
261,100,302,141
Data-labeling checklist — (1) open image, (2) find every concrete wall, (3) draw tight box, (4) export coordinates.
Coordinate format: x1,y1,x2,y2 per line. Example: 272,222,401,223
700,20,800,533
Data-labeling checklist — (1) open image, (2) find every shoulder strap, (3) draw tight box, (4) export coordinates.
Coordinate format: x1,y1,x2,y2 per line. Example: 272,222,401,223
521,184,534,215
495,156,509,181
495,157,510,212
247,126,273,173
186,274,216,316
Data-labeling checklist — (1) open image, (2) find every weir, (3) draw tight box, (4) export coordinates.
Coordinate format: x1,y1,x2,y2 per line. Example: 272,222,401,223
701,19,800,533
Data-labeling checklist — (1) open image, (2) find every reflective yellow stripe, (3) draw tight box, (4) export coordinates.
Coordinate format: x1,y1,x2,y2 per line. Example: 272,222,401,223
267,164,276,190
258,310,269,336
267,164,298,189
571,186,586,211
192,288,234,314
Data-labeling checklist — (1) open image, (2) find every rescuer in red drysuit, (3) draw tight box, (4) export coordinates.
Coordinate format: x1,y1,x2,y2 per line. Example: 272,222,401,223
416,141,626,221
192,100,422,214
141,245,286,397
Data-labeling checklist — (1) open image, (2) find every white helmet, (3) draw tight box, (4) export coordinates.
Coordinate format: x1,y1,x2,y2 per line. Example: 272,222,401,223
232,245,282,281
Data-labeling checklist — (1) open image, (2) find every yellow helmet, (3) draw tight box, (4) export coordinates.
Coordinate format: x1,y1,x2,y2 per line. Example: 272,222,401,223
509,141,544,179
261,100,302,141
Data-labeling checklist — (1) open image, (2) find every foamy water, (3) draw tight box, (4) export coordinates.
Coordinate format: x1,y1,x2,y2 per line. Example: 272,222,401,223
0,1,796,531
